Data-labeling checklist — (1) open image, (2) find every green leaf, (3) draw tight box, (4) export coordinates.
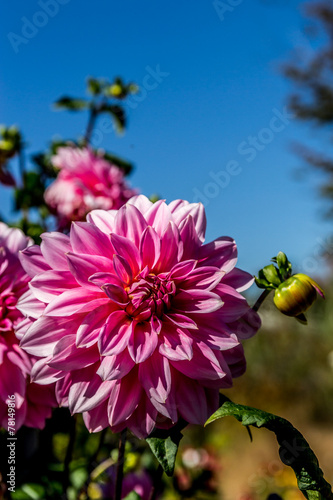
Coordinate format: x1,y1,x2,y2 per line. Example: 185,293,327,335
146,423,185,476
12,484,45,500
14,171,46,211
101,104,126,132
123,493,141,500
255,269,276,290
87,77,103,95
54,96,88,111
102,152,133,175
262,264,282,287
275,251,292,280
206,399,333,500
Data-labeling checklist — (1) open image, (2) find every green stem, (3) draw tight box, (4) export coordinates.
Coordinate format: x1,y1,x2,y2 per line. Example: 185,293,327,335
84,106,98,145
252,289,271,312
114,429,127,500
18,146,25,186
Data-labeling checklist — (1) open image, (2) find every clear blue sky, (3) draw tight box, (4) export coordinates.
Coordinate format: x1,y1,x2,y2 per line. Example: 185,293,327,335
1,0,331,278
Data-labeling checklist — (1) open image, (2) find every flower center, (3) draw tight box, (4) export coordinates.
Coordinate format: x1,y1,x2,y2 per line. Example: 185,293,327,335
125,274,176,321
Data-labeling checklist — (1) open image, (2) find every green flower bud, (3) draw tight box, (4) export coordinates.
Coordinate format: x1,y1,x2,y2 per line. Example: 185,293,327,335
273,273,324,320
109,84,124,98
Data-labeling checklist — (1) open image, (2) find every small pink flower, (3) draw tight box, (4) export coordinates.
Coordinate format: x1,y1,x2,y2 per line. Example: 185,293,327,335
0,223,56,430
18,196,260,437
102,468,154,499
45,146,137,227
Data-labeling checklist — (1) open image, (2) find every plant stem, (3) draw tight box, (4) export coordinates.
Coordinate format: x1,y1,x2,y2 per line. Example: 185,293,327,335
84,106,98,145
18,146,25,186
148,464,164,500
252,289,272,312
62,415,77,499
114,428,127,500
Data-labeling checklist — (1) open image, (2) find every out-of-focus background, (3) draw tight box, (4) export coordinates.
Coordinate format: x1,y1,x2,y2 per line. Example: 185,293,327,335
2,1,333,499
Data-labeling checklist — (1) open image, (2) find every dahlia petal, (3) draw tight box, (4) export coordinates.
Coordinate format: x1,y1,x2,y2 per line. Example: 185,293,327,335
126,397,157,438
127,194,153,214
175,376,207,424
76,305,113,348
49,336,100,371
128,322,158,363
29,270,78,303
222,267,255,292
182,266,224,290
0,222,31,252
189,323,240,351
227,308,261,339
74,297,111,315
40,232,72,270
102,283,129,306
30,356,64,385
159,325,193,361
108,369,143,426
170,342,226,381
55,373,71,406
139,226,161,270
199,236,237,272
173,289,223,314
113,254,133,284
19,245,51,277
66,252,113,289
171,202,206,242
98,311,134,356
164,313,198,330
144,200,172,237
214,284,249,322
69,371,115,414
44,288,104,316
70,221,114,257
88,272,123,289
110,234,140,276
83,400,109,433
139,352,171,403
156,221,181,271
148,391,178,422
168,199,189,212
97,350,135,381
178,215,201,260
151,315,162,335
6,349,31,375
86,209,116,234
169,259,197,280
14,318,31,342
17,290,46,319
114,204,148,247
20,315,82,356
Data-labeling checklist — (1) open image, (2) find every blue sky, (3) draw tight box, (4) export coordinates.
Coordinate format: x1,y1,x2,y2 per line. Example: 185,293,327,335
1,0,331,277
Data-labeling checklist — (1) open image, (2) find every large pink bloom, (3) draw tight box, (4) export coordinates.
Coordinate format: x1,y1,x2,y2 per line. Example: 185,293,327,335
44,146,137,226
0,223,56,430
18,196,260,438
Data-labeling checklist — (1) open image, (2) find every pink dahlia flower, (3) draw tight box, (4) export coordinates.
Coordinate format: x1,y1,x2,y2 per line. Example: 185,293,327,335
102,468,155,499
0,223,56,430
18,196,260,437
44,146,137,226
